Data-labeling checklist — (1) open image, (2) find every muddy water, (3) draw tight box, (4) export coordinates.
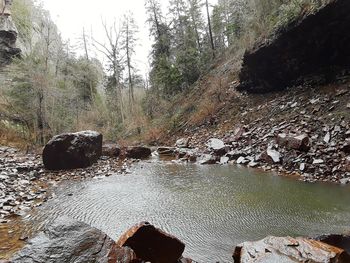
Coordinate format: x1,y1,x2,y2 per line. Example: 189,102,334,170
3,160,350,262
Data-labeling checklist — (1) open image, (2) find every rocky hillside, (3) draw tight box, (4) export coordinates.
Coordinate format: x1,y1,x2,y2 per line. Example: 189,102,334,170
147,0,350,184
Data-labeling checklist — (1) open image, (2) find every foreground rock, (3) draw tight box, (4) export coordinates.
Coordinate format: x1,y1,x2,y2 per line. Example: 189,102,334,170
117,222,185,263
238,0,350,92
316,234,350,254
43,131,102,170
233,236,350,263
11,217,118,263
125,146,152,159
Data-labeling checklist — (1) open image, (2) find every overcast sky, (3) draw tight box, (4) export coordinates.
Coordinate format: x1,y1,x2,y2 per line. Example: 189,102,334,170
41,0,217,75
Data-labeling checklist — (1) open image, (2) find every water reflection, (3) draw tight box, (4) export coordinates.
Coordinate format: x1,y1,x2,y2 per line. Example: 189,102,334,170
11,161,350,262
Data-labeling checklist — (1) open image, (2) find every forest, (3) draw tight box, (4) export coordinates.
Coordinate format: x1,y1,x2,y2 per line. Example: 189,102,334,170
0,0,330,147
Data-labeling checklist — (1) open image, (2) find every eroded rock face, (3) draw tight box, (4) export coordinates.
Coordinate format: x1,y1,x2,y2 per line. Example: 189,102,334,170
0,15,21,66
238,0,350,93
233,236,350,263
117,222,185,263
42,131,102,170
11,217,118,263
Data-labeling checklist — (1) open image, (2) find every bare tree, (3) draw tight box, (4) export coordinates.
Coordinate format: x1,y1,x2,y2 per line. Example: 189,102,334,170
92,19,125,122
121,12,138,107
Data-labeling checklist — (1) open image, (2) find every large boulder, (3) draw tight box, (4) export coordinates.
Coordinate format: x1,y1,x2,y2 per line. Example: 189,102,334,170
116,222,185,263
238,0,350,93
42,131,102,170
10,217,121,263
233,236,350,263
125,147,152,159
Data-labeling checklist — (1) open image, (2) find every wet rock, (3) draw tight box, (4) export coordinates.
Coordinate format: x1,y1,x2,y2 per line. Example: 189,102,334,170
198,154,217,165
237,156,249,165
233,236,350,263
176,138,190,148
11,217,118,263
277,133,310,152
43,131,103,170
316,234,350,254
125,146,152,159
102,143,121,157
339,178,350,185
220,156,229,165
116,222,185,263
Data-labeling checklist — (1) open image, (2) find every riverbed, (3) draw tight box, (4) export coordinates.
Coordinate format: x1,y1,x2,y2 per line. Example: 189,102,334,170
5,159,350,262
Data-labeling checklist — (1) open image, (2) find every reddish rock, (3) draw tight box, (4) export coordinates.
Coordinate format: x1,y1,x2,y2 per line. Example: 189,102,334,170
108,246,141,263
125,147,152,159
102,144,121,157
116,222,185,263
316,234,350,254
277,133,311,152
233,236,350,263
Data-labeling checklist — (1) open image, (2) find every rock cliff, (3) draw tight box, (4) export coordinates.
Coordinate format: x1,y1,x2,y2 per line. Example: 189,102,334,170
238,0,350,93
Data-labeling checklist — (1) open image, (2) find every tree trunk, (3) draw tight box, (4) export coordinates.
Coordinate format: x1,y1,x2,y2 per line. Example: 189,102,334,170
205,0,215,58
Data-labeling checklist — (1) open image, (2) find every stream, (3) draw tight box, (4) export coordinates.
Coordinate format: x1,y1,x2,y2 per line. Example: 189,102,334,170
11,159,350,262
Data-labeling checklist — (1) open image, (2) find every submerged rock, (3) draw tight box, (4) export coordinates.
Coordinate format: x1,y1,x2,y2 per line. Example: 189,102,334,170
125,146,152,159
42,131,102,170
233,236,350,263
117,222,185,263
11,217,118,263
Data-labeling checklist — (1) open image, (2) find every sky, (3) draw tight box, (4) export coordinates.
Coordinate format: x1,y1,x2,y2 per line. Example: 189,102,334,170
41,0,217,76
